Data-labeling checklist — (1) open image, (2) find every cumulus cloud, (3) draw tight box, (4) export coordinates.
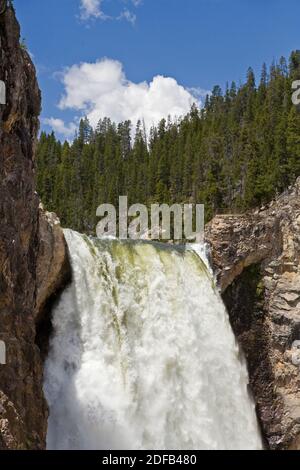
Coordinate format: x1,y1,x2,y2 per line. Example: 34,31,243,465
42,118,78,139
54,58,198,136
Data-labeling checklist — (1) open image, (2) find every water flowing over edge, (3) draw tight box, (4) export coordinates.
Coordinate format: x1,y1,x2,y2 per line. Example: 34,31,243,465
44,229,262,450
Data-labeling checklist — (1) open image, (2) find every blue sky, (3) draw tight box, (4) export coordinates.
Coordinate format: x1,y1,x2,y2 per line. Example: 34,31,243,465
14,0,300,139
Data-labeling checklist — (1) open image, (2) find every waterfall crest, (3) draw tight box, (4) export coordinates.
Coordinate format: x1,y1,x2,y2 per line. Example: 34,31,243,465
44,229,262,450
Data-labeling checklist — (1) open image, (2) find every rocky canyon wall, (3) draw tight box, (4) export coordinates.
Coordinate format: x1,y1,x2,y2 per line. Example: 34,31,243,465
1,1,300,452
0,5,69,449
206,180,300,450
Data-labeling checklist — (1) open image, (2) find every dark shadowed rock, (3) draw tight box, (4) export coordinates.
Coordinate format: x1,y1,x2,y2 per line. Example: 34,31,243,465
36,206,70,323
0,5,69,449
206,178,300,450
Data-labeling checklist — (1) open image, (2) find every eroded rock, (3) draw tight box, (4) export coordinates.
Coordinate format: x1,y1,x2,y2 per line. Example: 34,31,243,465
206,178,300,450
0,5,69,449
36,206,70,322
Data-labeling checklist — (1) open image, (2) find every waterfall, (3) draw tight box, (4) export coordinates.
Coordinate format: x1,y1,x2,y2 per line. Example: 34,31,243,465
44,229,262,450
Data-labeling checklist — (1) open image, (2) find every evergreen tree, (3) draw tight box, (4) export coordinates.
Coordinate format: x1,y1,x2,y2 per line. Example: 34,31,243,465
36,52,300,234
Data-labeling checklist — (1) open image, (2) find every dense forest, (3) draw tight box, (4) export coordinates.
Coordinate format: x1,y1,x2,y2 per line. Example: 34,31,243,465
36,51,300,234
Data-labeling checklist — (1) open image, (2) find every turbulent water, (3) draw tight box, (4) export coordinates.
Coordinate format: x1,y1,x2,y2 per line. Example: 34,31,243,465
44,229,262,450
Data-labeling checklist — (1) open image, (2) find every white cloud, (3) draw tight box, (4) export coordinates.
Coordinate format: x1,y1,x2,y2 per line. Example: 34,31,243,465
188,87,211,99
42,118,77,139
118,9,137,25
80,0,142,23
80,0,105,20
54,58,199,134
130,0,142,6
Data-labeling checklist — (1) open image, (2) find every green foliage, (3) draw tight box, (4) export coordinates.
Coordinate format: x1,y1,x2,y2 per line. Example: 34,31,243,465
36,52,300,233
20,37,27,50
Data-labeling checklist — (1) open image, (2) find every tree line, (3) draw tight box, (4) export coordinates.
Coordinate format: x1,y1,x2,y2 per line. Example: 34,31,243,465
36,51,300,234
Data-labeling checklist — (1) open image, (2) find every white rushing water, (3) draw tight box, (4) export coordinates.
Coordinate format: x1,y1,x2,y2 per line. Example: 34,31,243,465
44,229,262,450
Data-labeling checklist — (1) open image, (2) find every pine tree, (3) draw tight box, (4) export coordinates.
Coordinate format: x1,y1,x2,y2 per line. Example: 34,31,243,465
36,52,300,235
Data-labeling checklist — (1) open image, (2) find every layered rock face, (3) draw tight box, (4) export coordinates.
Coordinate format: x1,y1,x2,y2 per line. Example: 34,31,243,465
0,6,69,449
1,1,300,453
206,180,300,450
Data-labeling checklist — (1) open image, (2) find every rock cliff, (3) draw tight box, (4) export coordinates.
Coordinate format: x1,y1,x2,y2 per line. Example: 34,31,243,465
206,179,300,450
0,5,69,449
1,0,300,453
